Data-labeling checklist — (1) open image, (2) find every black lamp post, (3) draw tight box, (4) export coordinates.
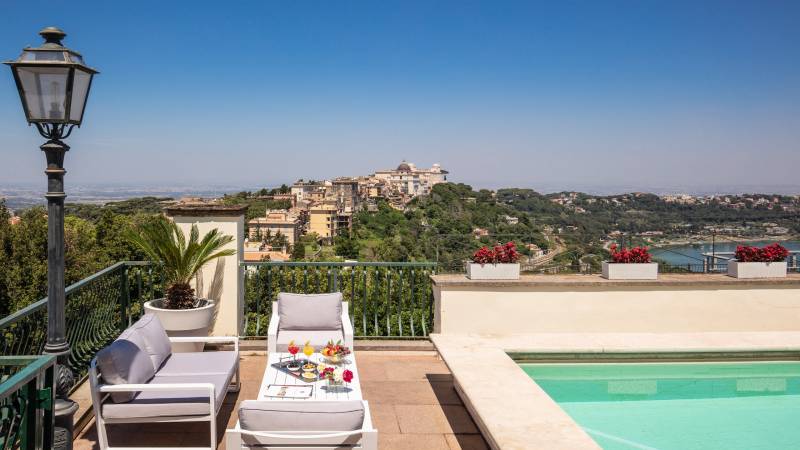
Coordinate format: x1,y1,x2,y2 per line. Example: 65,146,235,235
5,27,98,450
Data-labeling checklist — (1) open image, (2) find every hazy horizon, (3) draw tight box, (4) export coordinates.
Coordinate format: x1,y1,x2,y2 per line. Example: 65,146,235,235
1,1,799,189
2,179,799,198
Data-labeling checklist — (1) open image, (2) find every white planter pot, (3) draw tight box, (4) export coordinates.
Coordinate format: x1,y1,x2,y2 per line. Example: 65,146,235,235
466,263,520,280
602,262,658,280
144,299,215,352
727,261,787,279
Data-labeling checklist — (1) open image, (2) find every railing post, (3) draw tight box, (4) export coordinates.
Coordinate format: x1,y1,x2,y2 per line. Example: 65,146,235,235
120,265,130,328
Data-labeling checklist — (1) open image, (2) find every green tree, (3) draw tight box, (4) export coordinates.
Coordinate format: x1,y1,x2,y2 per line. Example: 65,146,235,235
291,241,306,260
0,202,12,316
334,229,361,259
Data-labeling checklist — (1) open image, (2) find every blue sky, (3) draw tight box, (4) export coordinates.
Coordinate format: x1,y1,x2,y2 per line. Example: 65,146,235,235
1,0,799,192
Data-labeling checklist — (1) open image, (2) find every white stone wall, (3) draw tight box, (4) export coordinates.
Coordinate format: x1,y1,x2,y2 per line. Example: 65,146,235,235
434,277,800,335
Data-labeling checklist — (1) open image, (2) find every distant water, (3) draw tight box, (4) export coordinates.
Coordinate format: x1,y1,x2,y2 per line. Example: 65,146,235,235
651,240,800,267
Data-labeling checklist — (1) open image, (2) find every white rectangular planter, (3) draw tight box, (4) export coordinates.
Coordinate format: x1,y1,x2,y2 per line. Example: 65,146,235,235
466,263,520,280
727,261,787,279
602,262,658,280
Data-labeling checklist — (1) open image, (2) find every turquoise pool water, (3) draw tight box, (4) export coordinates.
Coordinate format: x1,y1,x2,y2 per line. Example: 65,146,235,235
521,362,800,450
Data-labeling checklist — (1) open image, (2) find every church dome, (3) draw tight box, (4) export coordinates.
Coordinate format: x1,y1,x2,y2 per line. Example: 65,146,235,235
397,162,412,172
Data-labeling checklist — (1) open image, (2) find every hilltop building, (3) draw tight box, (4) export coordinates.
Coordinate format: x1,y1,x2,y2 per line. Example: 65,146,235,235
373,161,448,199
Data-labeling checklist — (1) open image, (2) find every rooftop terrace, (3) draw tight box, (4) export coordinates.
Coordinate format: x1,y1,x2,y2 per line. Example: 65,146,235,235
73,352,488,450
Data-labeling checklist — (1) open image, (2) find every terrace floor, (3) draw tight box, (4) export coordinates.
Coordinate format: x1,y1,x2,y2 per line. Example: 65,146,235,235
74,351,488,450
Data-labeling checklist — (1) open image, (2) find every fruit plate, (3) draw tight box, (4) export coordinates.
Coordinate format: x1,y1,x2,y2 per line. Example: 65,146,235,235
272,358,319,383
321,354,344,364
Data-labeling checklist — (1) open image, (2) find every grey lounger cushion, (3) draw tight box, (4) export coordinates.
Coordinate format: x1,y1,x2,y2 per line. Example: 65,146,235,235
101,372,232,419
130,313,172,370
275,329,345,352
278,292,342,331
96,328,155,403
156,351,238,378
239,400,364,432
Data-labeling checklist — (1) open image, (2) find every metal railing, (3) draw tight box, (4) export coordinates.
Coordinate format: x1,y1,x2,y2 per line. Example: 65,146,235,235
0,262,161,387
0,355,55,450
241,262,437,339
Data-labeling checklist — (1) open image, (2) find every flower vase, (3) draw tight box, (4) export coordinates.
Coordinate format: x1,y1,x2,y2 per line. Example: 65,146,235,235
327,379,345,392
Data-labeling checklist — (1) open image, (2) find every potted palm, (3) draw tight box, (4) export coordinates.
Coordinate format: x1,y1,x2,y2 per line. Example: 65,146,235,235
128,220,236,351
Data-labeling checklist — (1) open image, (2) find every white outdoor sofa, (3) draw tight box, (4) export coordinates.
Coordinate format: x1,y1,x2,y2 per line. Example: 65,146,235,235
89,313,240,450
225,400,377,450
267,292,354,354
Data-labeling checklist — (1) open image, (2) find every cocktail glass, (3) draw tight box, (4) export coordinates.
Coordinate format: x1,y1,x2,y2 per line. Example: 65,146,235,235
303,341,315,362
288,341,300,361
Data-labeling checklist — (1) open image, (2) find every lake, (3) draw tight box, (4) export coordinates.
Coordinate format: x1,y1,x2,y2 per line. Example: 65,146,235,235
650,240,800,270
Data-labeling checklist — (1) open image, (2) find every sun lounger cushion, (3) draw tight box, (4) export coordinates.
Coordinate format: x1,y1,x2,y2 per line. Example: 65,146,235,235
101,372,232,419
130,313,172,370
238,400,365,432
156,351,238,378
278,292,342,331
96,328,155,403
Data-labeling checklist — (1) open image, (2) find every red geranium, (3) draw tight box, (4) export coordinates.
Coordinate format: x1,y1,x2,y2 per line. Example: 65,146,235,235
735,243,788,263
342,369,354,383
609,243,652,264
472,242,520,264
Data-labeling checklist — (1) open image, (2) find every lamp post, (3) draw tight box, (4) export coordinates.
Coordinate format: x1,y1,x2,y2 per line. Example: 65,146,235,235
5,27,98,450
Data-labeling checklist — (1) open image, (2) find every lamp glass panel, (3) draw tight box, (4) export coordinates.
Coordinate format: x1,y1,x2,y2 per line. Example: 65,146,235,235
15,66,70,121
20,51,66,62
69,68,92,123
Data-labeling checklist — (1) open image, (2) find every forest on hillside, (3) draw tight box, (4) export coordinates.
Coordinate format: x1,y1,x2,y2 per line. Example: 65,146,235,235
3,182,799,315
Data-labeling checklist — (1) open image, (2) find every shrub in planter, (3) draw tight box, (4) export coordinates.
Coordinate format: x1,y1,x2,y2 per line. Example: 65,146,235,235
728,243,788,279
466,242,521,280
127,220,236,350
602,244,658,280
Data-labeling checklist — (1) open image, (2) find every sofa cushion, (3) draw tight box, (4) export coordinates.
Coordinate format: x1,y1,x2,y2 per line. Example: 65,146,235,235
239,400,364,432
156,351,238,379
275,329,345,352
130,313,172,370
278,292,342,331
96,328,155,403
101,372,232,419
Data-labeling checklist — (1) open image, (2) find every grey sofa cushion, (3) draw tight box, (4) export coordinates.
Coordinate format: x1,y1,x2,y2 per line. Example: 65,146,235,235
130,313,172,370
275,329,345,352
156,351,238,379
96,328,155,403
101,372,232,419
278,292,342,331
239,400,364,432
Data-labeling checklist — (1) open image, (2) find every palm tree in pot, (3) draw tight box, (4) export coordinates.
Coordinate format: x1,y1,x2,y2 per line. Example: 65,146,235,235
128,220,236,350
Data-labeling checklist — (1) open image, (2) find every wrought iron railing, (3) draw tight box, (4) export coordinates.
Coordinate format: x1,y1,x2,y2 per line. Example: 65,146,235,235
0,262,161,388
0,355,55,450
241,262,437,339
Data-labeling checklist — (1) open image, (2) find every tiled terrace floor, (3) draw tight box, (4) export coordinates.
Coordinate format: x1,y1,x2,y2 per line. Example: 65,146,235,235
74,351,488,450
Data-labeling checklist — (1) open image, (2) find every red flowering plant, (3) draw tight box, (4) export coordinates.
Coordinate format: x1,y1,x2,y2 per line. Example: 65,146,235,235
320,366,354,384
609,244,652,264
471,242,520,265
734,243,788,263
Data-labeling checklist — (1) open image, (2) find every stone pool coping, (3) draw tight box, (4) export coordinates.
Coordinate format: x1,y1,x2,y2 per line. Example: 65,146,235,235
430,331,800,450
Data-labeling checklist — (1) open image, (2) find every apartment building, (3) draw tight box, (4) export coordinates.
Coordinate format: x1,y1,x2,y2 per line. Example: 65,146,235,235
247,209,302,244
308,203,340,242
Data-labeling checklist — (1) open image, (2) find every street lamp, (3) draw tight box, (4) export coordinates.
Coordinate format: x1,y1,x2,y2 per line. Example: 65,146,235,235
5,27,98,450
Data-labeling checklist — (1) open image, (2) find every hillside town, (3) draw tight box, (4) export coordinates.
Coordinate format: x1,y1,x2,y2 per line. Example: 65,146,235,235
243,161,448,259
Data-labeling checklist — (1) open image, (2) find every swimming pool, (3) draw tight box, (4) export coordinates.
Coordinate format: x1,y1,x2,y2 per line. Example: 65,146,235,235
521,361,800,450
